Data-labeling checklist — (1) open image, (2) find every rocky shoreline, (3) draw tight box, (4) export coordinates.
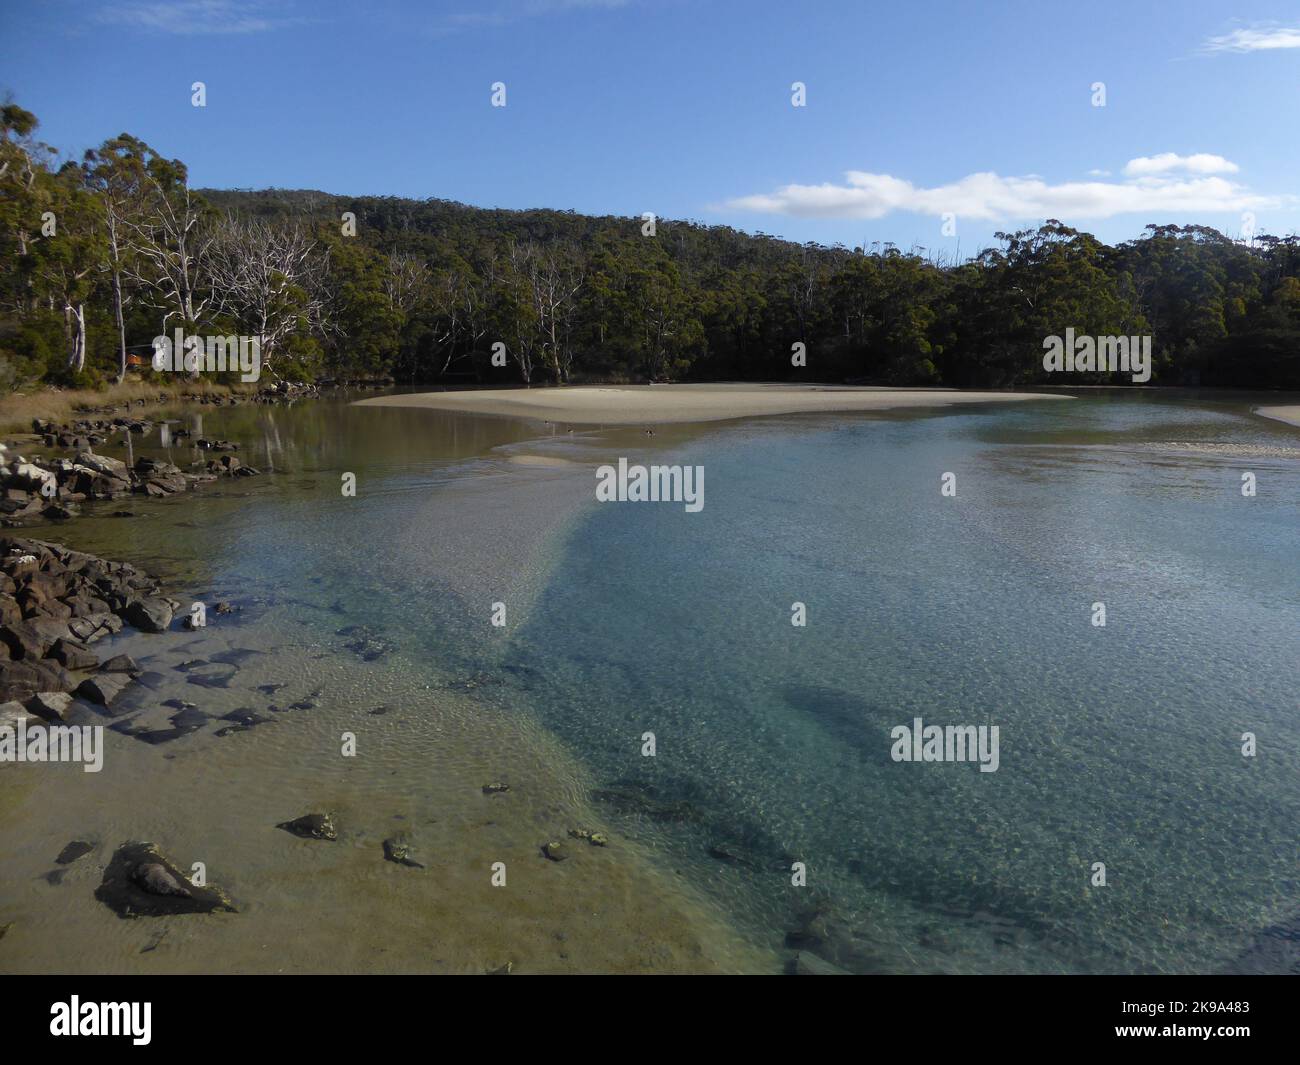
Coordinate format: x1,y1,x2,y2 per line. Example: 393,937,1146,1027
0,378,405,526
0,390,277,709
0,536,178,716
0,387,790,973
1,425,259,528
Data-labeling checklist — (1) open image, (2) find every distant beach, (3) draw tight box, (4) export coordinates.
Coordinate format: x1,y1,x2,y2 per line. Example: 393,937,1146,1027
1256,405,1300,429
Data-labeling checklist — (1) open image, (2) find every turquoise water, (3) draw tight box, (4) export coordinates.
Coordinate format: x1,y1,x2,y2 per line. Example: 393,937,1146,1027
33,390,1299,973
496,393,1300,973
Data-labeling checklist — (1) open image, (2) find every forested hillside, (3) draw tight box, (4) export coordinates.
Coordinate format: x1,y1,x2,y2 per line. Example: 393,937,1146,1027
4,102,1299,391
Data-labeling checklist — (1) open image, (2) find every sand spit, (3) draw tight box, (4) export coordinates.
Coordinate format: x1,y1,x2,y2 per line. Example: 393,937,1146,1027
355,383,1070,426
1255,405,1300,429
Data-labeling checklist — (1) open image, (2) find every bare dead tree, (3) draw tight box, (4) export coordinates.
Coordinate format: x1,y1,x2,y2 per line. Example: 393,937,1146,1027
123,172,216,332
207,218,327,375
505,240,585,384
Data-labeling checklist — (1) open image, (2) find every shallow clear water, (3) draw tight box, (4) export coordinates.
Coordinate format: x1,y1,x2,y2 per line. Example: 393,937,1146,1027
499,393,1300,973
4,389,1298,973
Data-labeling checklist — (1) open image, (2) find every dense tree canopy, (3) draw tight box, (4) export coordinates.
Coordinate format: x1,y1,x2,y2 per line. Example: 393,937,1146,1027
3,102,1298,391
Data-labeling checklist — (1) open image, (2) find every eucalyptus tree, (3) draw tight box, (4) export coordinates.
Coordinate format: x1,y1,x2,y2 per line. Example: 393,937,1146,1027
31,164,105,374
84,134,151,382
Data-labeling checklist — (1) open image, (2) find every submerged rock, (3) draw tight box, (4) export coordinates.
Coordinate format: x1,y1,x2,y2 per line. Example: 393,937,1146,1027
208,648,261,666
220,707,270,727
336,624,392,662
590,783,704,824
185,664,237,689
481,782,510,795
707,840,761,869
99,654,139,674
277,812,337,841
55,840,95,865
789,951,851,976
94,841,235,918
541,841,567,862
133,704,207,745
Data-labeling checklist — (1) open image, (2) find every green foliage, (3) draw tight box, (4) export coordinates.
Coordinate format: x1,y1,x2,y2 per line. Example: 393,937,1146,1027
2,101,1300,391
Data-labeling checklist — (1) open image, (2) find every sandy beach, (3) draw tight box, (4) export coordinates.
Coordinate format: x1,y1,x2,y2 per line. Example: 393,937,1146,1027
1255,405,1300,429
356,383,1069,426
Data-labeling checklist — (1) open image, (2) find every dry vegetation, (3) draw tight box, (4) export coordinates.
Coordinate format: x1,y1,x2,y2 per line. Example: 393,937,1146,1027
0,379,252,435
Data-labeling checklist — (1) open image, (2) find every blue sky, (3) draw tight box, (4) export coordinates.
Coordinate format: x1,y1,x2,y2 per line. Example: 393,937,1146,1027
4,0,1299,254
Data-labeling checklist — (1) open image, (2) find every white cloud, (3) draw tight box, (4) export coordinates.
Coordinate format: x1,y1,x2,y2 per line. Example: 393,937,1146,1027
97,1,306,34
722,155,1282,223
1204,25,1300,52
1122,153,1239,178
437,0,628,34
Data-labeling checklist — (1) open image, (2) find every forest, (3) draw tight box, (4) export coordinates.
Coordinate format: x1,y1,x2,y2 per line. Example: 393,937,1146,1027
3,101,1299,393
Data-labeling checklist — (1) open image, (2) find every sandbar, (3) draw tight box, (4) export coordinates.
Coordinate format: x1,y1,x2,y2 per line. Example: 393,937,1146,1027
356,383,1070,426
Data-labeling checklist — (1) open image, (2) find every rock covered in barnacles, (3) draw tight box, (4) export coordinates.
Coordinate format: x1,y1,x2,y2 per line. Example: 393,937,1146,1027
277,812,337,841
568,828,609,847
382,835,424,868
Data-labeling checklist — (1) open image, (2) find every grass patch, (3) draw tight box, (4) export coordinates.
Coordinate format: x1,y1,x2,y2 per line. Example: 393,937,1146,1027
0,380,254,435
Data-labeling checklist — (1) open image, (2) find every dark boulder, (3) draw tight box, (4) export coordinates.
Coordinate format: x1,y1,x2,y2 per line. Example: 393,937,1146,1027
94,841,236,918
49,637,98,671
122,597,173,633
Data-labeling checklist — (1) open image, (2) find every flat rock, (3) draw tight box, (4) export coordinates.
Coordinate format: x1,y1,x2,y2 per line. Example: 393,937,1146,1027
76,673,131,706
24,691,73,722
74,451,128,478
99,653,139,674
0,699,36,728
0,659,75,702
123,597,173,633
67,612,123,643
